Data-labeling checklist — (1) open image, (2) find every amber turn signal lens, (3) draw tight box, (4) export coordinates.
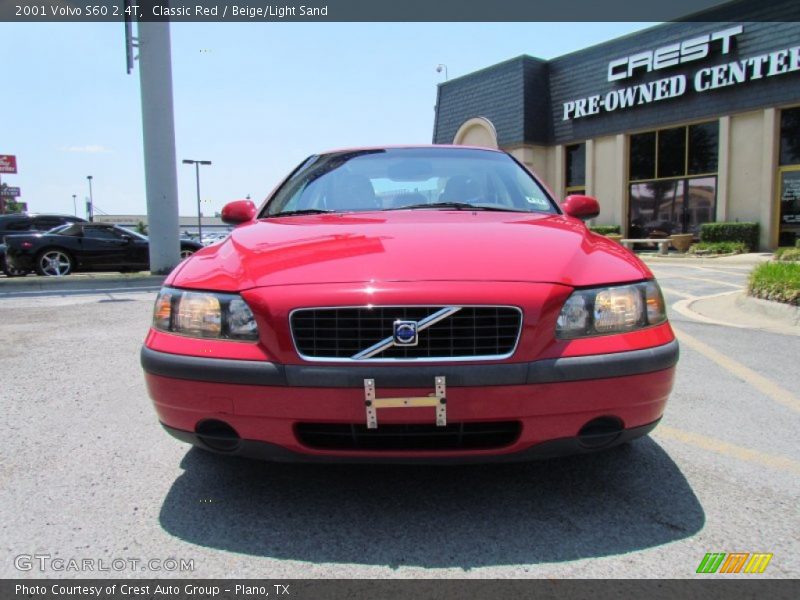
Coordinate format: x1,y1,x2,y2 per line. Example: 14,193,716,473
153,290,173,330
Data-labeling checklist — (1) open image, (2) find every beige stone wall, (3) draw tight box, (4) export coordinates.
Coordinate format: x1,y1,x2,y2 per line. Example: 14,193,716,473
588,134,626,230
728,111,764,224
506,140,626,229
506,146,556,196
727,109,778,249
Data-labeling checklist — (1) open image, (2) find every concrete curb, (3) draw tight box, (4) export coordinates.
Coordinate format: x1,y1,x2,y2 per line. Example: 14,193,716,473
674,290,800,336
0,274,166,295
640,252,773,267
735,293,800,326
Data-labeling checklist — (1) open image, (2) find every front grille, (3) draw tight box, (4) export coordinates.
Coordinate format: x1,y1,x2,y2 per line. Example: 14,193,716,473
290,306,522,360
296,422,521,451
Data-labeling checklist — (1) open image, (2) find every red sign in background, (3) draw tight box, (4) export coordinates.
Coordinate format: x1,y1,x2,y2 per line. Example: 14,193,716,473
0,155,18,174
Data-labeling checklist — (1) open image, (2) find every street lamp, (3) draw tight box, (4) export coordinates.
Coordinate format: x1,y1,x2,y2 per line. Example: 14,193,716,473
86,176,94,222
72,194,77,217
182,159,212,241
436,64,448,80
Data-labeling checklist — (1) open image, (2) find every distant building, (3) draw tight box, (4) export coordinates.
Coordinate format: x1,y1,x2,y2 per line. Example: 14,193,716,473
94,214,232,235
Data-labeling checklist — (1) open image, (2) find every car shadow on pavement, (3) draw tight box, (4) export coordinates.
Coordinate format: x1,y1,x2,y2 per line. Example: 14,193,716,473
159,439,704,569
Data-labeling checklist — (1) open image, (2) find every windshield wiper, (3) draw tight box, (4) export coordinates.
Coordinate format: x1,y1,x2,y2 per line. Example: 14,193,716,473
385,202,523,212
267,209,333,218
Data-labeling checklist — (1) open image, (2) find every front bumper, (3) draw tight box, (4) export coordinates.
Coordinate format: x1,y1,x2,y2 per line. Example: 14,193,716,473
141,340,678,388
142,340,678,462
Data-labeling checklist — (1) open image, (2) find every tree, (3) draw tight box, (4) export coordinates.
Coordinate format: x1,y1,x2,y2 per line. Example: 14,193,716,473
135,220,148,235
1,189,24,214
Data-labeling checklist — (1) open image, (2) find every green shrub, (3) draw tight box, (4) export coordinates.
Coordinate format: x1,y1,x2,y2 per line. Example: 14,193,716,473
687,241,747,255
774,247,800,262
589,225,621,235
748,262,800,306
700,222,759,251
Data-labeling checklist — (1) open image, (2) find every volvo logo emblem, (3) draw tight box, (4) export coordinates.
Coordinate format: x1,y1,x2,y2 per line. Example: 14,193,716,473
393,320,419,346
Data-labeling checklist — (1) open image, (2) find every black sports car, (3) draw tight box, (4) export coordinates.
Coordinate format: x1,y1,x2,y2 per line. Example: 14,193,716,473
1,214,88,276
4,223,203,276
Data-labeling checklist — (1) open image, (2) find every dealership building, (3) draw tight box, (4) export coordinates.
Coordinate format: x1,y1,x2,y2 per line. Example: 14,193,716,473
433,1,800,249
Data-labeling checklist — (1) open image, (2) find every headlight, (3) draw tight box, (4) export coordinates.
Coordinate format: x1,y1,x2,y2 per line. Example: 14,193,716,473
556,281,666,339
152,287,259,341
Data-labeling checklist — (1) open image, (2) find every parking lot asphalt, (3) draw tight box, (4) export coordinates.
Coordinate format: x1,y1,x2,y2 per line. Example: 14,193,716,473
1,263,798,579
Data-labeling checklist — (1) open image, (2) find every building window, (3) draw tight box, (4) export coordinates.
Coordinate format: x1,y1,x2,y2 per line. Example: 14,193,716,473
780,107,800,166
565,143,585,196
688,122,719,175
628,121,719,238
629,132,656,181
657,127,686,179
778,106,800,245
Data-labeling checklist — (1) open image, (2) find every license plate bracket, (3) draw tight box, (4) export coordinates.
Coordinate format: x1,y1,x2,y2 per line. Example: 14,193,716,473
363,376,446,429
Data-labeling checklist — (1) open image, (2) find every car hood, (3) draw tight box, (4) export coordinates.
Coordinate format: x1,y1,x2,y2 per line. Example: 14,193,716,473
168,211,651,291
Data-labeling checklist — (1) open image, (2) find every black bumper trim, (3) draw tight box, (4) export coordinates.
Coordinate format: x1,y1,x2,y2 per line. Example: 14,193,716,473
161,418,661,464
141,346,287,386
141,339,678,388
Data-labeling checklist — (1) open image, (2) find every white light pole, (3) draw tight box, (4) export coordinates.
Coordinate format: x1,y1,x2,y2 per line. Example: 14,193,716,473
436,64,448,80
182,159,211,241
72,194,77,217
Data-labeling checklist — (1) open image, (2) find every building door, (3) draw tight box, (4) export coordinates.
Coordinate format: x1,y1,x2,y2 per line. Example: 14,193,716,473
778,107,800,246
778,166,800,246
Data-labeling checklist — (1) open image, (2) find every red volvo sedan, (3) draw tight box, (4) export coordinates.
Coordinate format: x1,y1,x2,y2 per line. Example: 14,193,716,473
141,146,678,463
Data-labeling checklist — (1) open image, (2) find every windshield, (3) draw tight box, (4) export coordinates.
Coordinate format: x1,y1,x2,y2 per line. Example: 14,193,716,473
262,148,558,216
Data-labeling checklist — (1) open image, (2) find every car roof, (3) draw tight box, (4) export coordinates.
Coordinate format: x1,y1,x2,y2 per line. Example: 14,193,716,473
0,213,86,220
315,144,506,156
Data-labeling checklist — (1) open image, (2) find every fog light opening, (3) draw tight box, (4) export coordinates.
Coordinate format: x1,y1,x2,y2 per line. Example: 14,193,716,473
195,420,241,453
578,416,624,449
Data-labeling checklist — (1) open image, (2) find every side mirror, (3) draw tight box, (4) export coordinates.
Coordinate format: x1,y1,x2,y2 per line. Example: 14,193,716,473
221,200,257,226
562,194,600,220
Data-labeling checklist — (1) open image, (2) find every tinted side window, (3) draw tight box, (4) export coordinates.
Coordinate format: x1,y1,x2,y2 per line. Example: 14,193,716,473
32,217,65,231
58,224,84,237
0,218,32,232
83,227,122,240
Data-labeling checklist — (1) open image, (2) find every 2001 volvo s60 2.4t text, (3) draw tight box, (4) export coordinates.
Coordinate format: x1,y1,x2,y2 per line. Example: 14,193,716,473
141,146,678,463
